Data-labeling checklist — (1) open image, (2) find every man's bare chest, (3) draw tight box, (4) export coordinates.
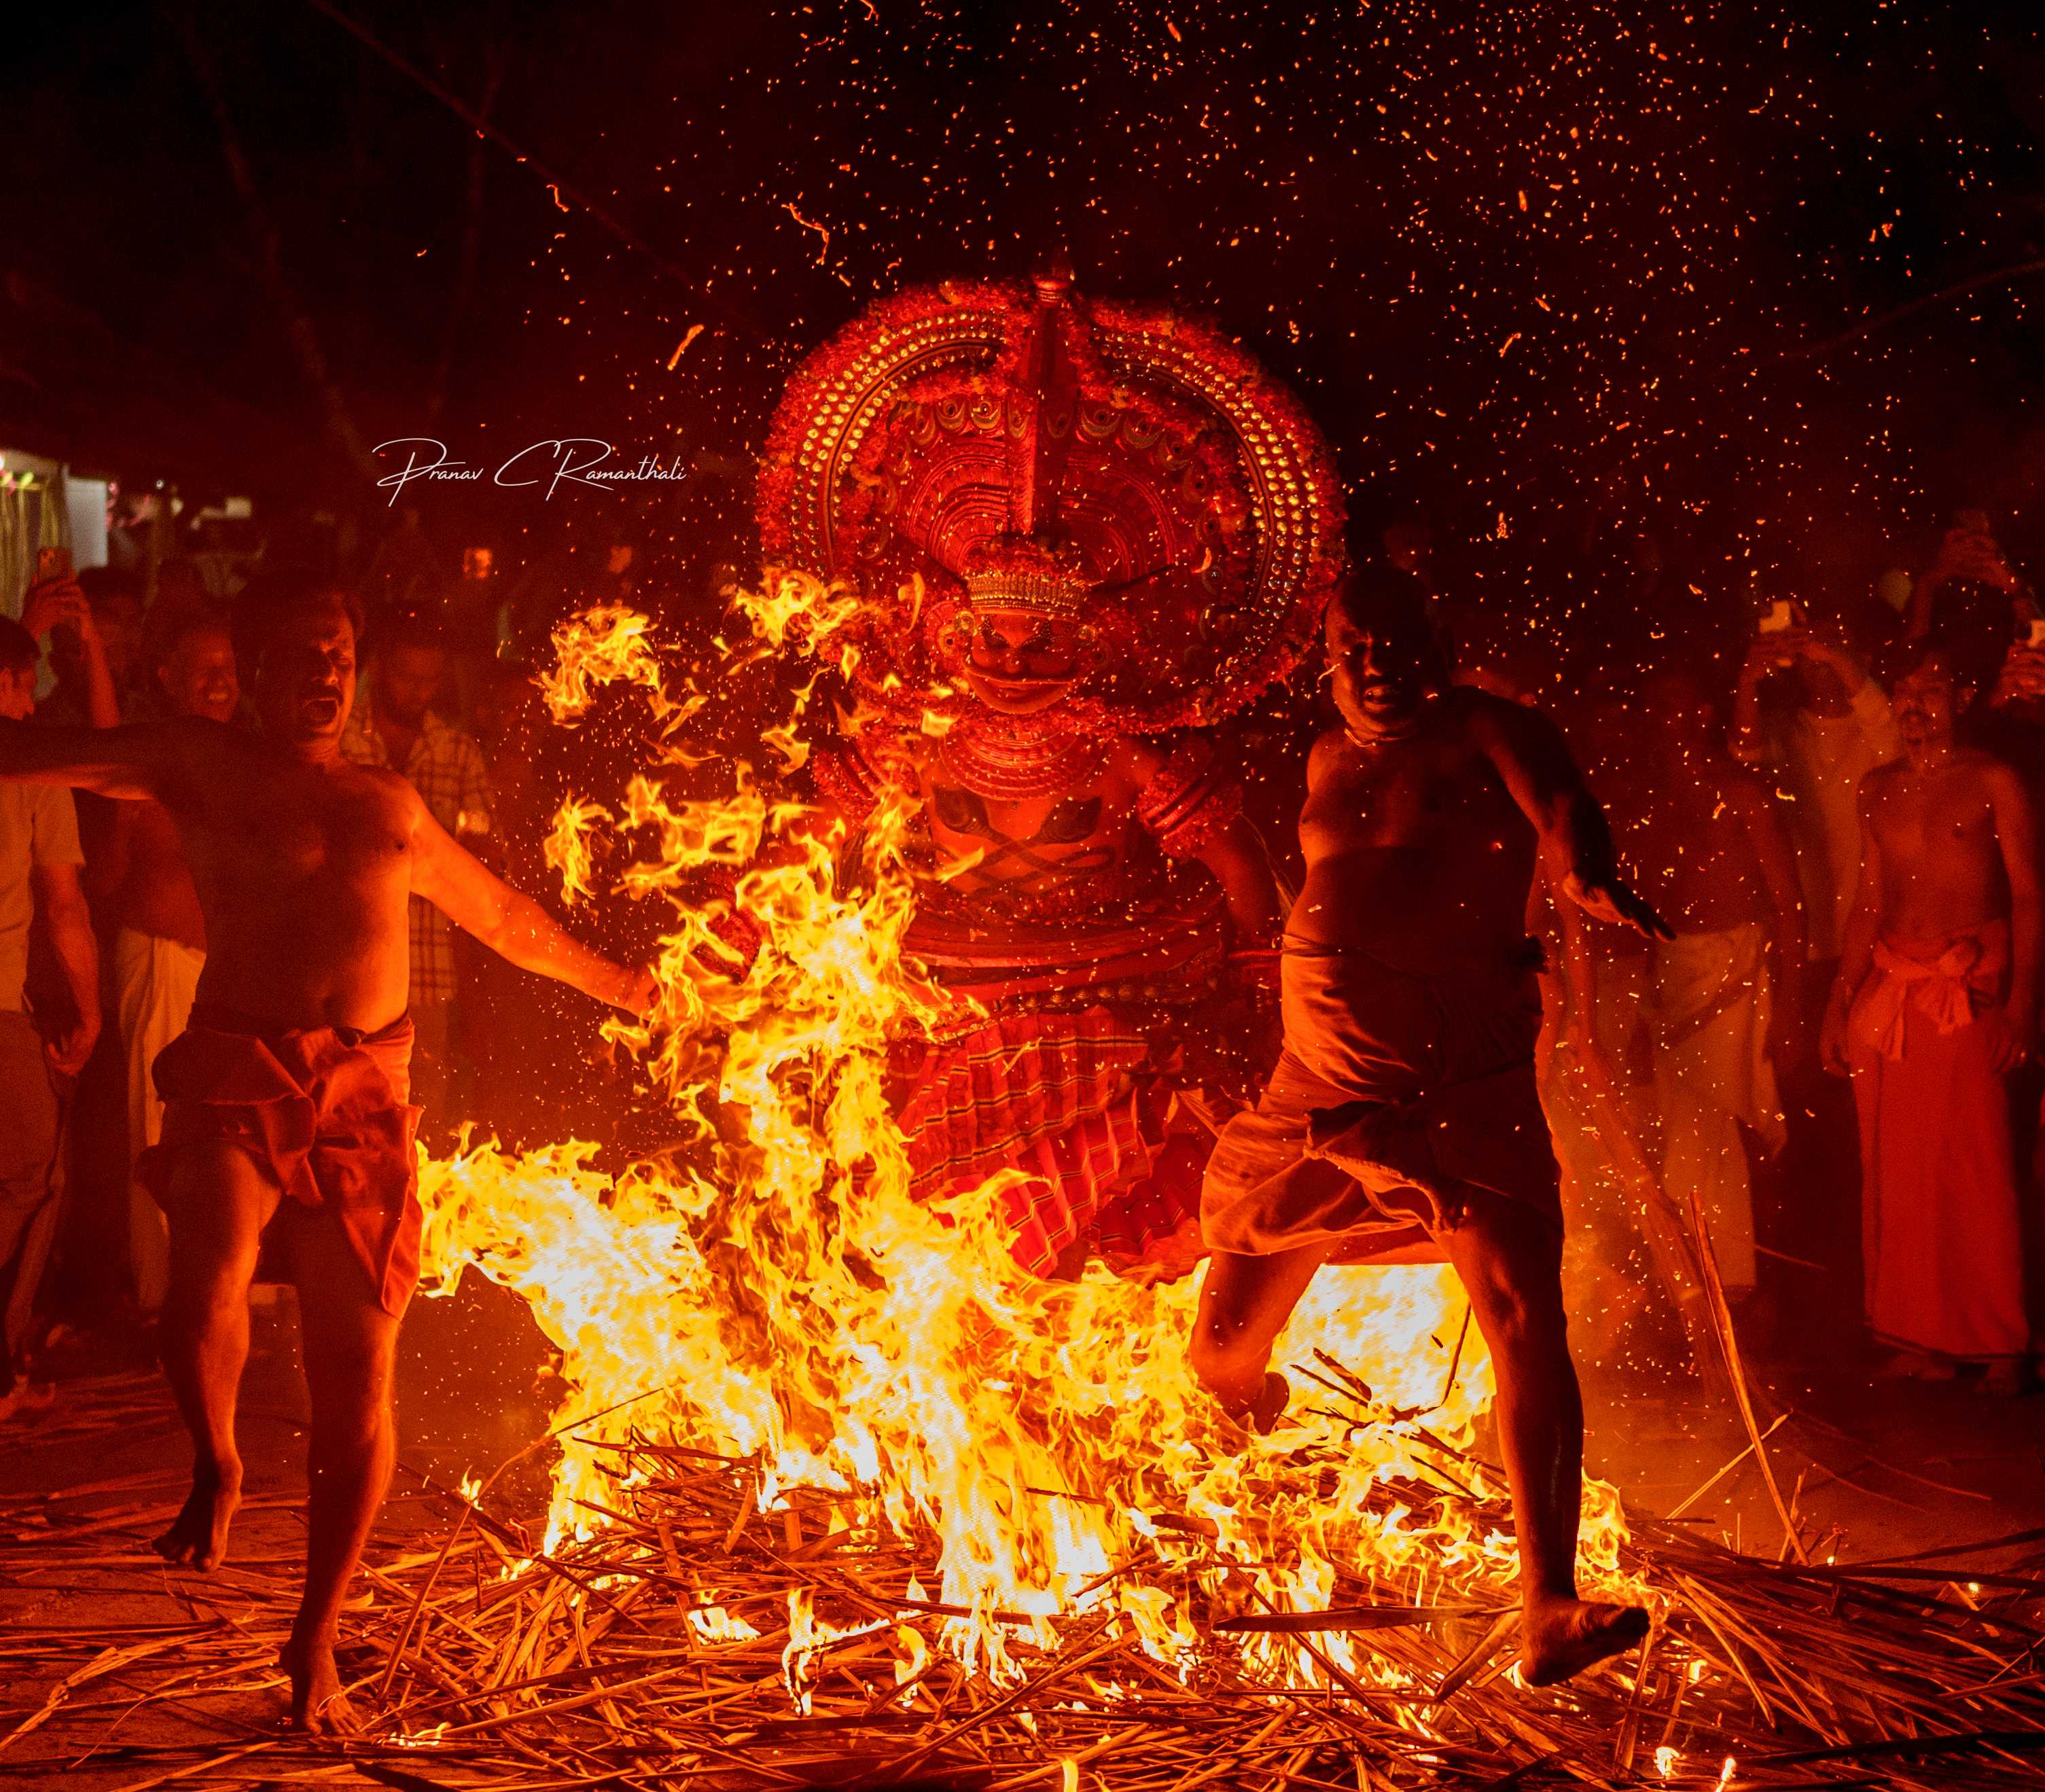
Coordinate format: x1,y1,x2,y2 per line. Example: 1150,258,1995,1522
1305,742,1521,851
1874,787,1996,866
193,781,411,893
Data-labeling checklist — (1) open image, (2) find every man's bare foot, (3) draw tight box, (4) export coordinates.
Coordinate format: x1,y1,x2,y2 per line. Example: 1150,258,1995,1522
1520,1596,1649,1687
152,1467,241,1570
281,1630,357,1735
1213,1369,1290,1439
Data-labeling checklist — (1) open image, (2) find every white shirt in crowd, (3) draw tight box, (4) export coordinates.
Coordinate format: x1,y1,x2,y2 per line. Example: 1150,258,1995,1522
1734,680,1900,961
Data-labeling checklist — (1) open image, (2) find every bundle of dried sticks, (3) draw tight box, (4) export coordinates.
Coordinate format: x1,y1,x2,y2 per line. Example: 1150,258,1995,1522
3,1368,2044,1790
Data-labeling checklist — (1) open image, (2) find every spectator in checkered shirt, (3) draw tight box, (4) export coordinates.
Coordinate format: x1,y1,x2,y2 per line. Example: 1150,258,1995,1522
340,613,491,1131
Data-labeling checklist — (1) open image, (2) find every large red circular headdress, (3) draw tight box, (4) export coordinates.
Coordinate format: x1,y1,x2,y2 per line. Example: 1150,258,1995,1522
758,270,1344,732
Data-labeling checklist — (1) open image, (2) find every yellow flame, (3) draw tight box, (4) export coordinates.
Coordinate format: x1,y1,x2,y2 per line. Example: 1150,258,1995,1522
537,604,669,723
418,583,1639,1700
543,797,614,906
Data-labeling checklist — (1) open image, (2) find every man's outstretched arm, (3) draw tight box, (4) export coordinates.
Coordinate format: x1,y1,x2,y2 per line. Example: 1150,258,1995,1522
1478,699,1674,940
409,798,654,1014
0,718,174,801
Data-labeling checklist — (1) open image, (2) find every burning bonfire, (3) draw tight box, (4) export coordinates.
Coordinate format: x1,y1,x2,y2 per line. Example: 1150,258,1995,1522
366,582,2045,1789
6,276,2036,1791
363,276,2045,1787
422,572,1601,1672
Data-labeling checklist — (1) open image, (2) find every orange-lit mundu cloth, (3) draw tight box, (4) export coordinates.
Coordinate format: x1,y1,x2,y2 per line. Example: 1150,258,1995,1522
1847,920,2027,1361
137,1005,423,1316
1855,926,2008,1060
1203,941,1561,1257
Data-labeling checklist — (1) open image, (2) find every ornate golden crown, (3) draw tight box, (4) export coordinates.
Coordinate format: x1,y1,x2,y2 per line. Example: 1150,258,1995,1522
960,533,1086,618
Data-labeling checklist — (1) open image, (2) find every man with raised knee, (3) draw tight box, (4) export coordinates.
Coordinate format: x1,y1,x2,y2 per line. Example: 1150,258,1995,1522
0,574,652,1732
1194,568,1669,1687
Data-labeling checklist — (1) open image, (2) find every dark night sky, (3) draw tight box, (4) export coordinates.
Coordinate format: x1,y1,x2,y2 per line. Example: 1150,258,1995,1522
8,0,2045,615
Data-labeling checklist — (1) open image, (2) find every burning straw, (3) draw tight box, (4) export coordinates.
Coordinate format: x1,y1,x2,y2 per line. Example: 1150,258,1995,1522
5,1370,2045,1789
4,587,2042,1787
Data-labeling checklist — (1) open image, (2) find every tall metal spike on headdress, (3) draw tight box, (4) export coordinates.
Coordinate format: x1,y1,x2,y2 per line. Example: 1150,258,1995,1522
1010,259,1078,541
960,262,1087,620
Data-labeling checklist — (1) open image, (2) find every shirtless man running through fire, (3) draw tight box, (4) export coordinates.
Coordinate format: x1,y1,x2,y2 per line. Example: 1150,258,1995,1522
1194,572,1669,1687
0,579,653,1731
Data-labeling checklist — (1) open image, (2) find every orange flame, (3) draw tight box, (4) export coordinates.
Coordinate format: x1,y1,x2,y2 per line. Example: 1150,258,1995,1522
537,603,672,724
542,796,613,906
418,581,1638,1700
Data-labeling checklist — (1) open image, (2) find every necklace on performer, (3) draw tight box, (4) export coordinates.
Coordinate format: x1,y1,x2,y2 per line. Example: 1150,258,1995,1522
937,711,1107,800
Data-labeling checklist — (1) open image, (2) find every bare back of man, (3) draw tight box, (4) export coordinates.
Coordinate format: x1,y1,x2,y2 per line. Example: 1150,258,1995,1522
1194,579,1667,1689
0,589,650,1732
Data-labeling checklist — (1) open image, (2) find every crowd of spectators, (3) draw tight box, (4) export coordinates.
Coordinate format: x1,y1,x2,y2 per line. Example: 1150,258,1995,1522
3,499,2045,1412
1482,510,2045,1396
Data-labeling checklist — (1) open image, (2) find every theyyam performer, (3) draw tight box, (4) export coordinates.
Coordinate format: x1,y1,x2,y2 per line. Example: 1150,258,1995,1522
756,268,1342,1277
0,577,654,1731
1193,569,1669,1685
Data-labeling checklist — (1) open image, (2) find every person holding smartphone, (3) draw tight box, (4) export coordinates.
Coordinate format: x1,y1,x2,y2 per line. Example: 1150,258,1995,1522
1908,511,2031,699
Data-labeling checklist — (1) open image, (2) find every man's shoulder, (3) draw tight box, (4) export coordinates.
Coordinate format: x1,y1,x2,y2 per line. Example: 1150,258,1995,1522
1452,683,1563,755
6,780,82,866
154,715,249,772
338,755,419,799
1306,724,1352,767
1450,683,1546,726
9,777,77,824
1957,747,2029,799
1955,744,2011,771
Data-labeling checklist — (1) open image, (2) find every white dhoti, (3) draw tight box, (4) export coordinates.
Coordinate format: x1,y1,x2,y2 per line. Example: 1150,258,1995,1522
1643,923,1783,1293
114,928,205,1314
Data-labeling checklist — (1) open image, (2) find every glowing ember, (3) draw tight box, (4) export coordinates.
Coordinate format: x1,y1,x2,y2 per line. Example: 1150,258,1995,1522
415,589,1639,1694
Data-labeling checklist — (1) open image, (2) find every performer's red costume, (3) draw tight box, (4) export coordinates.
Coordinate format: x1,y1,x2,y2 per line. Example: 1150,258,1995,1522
758,270,1342,1278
